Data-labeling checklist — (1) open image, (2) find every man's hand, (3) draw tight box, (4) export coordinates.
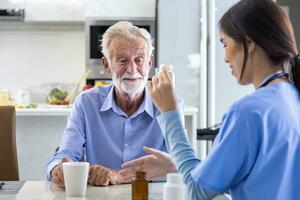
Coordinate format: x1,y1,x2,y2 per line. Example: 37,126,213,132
51,157,73,187
88,165,111,186
120,146,177,180
110,169,131,185
88,165,131,186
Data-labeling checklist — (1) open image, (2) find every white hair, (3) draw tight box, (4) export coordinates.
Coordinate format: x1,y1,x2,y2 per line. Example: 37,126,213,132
101,21,154,62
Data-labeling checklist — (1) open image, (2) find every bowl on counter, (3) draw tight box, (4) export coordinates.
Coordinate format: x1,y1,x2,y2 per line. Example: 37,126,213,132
43,83,75,105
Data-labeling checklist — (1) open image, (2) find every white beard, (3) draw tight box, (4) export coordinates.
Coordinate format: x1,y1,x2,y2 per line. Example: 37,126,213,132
113,72,147,96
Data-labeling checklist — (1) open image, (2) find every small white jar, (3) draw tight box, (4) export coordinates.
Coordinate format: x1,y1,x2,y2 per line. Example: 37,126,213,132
163,173,186,200
158,64,175,87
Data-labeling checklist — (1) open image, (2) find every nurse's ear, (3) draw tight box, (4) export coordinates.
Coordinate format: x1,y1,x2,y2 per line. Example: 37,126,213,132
246,36,256,54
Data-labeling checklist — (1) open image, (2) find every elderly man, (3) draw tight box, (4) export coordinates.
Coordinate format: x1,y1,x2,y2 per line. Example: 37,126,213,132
46,21,180,187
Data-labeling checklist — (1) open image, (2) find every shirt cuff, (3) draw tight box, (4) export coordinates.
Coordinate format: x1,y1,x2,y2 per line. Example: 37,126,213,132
46,159,62,181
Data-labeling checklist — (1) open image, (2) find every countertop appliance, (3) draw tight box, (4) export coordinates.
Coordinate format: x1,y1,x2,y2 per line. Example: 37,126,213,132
0,0,25,21
0,9,24,20
85,19,156,84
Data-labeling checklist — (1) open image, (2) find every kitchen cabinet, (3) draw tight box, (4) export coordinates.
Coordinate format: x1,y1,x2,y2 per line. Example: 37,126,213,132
25,0,85,22
0,0,24,9
86,0,155,19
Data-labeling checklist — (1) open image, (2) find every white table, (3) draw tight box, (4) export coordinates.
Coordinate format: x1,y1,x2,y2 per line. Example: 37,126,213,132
0,181,230,200
1,181,164,200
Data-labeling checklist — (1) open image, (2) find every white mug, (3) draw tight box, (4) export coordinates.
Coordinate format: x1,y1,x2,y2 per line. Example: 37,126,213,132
63,162,89,197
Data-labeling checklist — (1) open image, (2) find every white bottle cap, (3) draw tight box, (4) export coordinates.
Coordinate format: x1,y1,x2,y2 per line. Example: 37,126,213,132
166,173,183,184
160,64,174,71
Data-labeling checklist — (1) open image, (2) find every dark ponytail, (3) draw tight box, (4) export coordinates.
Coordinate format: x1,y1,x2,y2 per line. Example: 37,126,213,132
292,55,300,93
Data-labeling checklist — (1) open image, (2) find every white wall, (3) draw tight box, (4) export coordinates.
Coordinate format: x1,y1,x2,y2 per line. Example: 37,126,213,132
158,0,201,115
208,0,253,125
0,22,85,102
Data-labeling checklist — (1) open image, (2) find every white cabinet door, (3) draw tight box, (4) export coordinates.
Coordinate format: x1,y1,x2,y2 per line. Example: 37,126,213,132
86,0,155,19
25,0,85,22
0,0,24,9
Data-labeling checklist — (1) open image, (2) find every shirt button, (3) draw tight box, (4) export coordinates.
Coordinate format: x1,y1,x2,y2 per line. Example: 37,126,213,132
125,144,128,147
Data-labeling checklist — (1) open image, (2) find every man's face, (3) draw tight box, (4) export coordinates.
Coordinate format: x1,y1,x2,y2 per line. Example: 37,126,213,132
106,37,152,96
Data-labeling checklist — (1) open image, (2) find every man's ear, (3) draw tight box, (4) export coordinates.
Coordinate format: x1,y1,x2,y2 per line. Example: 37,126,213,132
103,57,112,75
148,55,154,69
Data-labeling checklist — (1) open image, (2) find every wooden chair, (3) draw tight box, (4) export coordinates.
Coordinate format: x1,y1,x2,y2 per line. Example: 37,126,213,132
0,106,19,180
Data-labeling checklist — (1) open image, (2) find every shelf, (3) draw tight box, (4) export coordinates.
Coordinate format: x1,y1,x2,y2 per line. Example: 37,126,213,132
16,107,71,116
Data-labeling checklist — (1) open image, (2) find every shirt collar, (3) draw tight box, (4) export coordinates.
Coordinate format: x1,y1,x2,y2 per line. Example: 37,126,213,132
100,85,116,112
100,85,154,118
136,88,154,118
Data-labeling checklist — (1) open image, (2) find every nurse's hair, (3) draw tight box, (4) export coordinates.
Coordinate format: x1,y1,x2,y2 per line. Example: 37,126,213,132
219,0,300,93
101,21,154,63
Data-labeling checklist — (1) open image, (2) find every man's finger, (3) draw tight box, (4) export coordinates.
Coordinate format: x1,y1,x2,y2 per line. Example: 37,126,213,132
102,171,111,186
62,157,73,163
57,169,64,183
52,165,65,185
88,171,97,185
95,174,103,186
52,172,65,188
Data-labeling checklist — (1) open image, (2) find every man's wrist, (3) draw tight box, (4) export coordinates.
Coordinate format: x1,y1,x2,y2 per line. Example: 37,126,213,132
47,159,63,180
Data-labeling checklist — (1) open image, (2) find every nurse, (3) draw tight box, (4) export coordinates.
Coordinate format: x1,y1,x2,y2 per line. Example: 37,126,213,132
121,0,300,199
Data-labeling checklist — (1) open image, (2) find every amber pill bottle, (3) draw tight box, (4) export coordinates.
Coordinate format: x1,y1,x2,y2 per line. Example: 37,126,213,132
132,171,148,200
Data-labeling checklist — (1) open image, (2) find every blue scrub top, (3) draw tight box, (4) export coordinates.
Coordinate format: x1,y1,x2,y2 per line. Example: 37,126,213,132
191,82,300,199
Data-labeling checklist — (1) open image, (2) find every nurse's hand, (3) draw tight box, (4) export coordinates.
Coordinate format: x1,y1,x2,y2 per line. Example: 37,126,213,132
51,157,73,188
119,146,177,180
147,70,178,113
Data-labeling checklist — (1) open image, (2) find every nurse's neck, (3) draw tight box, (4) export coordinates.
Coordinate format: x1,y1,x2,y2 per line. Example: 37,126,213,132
252,52,287,90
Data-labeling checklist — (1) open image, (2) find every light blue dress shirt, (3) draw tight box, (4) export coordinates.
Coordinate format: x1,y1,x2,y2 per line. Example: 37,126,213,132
45,84,168,180
158,82,300,200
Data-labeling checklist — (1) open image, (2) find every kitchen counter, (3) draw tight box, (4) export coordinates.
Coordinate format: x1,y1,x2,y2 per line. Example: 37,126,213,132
16,105,197,116
16,107,71,116
16,105,198,152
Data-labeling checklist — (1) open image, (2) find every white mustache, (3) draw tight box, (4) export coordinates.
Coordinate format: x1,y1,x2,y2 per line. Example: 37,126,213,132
121,74,142,80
